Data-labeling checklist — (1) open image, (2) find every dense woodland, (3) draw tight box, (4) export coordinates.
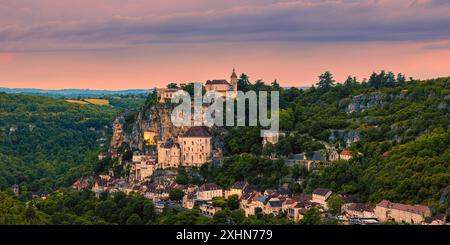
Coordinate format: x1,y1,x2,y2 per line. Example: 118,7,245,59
195,72,450,213
1,188,337,225
0,71,449,224
0,93,142,195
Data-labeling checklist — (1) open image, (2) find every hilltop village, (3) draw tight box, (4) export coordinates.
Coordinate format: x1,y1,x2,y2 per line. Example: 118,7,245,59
69,70,448,225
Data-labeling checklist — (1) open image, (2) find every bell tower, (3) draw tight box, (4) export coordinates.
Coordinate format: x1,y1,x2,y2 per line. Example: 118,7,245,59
230,68,238,95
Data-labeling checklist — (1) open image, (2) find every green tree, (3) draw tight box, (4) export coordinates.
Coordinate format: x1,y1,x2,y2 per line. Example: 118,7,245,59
327,195,344,216
299,208,322,225
237,74,251,92
316,71,335,90
169,188,185,203
166,83,179,89
175,168,189,185
227,195,240,210
126,213,143,225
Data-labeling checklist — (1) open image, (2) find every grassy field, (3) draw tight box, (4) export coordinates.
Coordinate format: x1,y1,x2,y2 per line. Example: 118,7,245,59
84,98,109,105
65,98,109,105
65,99,89,105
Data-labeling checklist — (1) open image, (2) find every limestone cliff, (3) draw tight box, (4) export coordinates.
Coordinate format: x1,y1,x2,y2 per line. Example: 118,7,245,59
109,104,184,154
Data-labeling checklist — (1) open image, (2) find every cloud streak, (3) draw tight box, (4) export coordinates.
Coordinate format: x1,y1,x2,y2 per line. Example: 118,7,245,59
1,0,450,52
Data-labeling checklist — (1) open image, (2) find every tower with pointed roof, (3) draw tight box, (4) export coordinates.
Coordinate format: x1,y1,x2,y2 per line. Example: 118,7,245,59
230,68,238,95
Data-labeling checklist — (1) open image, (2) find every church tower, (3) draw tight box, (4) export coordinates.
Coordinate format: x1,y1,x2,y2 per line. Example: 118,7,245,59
230,68,238,95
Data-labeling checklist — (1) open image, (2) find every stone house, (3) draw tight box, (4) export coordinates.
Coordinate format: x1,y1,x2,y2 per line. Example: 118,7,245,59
229,181,256,199
179,126,212,167
182,191,197,210
157,88,184,103
312,188,333,209
197,183,223,201
343,203,376,218
240,191,262,217
199,202,222,216
374,200,432,224
264,198,284,215
157,140,181,169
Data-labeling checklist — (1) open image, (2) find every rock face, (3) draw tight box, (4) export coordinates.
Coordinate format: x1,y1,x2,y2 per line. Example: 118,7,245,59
133,104,184,150
345,92,386,113
109,104,185,154
344,91,410,113
328,129,361,147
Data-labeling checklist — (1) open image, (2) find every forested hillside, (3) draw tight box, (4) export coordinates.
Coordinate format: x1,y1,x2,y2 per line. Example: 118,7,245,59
0,93,119,194
205,73,450,210
0,72,449,224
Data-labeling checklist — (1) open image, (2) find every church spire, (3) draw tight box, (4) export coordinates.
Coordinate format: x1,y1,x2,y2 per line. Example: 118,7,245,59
231,67,237,79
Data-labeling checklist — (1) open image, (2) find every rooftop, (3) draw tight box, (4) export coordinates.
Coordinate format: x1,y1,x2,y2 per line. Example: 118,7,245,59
313,188,332,196
376,200,430,215
199,183,221,191
347,203,374,212
231,181,247,189
180,126,211,138
205,80,230,85
340,150,352,156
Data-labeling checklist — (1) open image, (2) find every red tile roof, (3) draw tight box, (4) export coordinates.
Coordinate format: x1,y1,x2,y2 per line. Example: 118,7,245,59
376,200,430,215
340,150,352,156
199,183,221,191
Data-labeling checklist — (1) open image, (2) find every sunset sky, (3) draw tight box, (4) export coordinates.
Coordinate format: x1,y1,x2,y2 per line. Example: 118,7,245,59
1,0,450,89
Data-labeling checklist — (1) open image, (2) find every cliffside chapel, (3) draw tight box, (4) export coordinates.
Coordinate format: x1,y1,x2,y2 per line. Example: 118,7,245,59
152,69,239,169
157,68,239,102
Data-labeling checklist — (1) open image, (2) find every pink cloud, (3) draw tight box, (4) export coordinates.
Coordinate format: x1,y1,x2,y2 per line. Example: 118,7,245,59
0,53,14,64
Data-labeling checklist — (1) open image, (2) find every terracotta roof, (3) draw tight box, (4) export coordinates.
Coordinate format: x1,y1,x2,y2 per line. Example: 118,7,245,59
205,80,230,85
313,188,332,196
340,150,352,156
347,203,374,212
180,126,211,138
199,183,221,191
376,200,430,215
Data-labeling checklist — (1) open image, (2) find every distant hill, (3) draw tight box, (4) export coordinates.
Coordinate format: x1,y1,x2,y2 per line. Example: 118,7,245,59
0,87,152,98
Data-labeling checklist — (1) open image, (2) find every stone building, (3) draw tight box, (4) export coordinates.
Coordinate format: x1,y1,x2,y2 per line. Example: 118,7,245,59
204,68,238,98
262,132,280,146
312,188,333,209
179,126,212,167
343,203,376,218
157,88,183,103
157,140,181,169
197,183,223,201
374,200,432,224
133,156,157,181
